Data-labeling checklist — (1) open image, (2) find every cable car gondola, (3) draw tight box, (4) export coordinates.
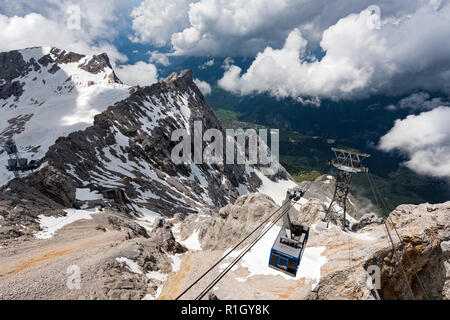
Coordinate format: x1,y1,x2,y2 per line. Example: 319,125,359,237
268,189,310,277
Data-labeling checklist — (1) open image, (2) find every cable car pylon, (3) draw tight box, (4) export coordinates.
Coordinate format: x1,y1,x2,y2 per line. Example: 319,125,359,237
320,148,370,230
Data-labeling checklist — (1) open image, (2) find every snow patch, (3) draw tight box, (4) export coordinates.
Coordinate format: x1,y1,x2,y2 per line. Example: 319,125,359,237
34,208,100,239
254,170,297,206
116,257,143,275
143,271,168,300
146,271,168,282
179,229,202,251
170,254,183,273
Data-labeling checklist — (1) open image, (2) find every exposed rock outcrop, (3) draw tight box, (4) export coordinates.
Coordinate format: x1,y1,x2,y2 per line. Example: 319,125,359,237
307,201,450,300
0,165,75,239
351,213,384,232
178,193,279,251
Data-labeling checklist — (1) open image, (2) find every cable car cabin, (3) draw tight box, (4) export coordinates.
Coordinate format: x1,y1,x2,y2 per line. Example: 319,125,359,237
269,223,309,277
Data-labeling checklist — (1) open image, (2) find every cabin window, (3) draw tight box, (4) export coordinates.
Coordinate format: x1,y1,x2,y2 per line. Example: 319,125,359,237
278,256,288,270
270,252,279,266
287,259,297,274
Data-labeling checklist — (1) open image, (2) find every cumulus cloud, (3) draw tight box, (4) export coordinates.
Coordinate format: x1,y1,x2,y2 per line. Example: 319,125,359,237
218,3,450,101
0,0,131,65
0,0,127,41
130,0,428,57
130,0,190,46
379,107,450,178
0,1,160,87
115,61,159,87
194,78,212,96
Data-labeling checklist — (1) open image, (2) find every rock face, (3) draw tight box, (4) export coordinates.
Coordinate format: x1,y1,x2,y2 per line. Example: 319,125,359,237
0,165,75,239
0,46,131,187
351,213,384,232
179,193,279,250
299,174,362,219
42,69,293,217
307,201,450,300
0,51,28,99
296,198,327,226
0,47,296,240
91,218,187,300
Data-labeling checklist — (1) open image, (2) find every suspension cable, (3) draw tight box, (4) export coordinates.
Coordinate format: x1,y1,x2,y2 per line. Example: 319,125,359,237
366,172,427,300
174,203,286,300
195,199,299,300
176,181,314,300
367,173,429,299
367,172,430,299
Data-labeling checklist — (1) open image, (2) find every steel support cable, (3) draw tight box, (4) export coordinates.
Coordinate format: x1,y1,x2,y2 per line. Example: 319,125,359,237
366,172,416,300
175,181,313,300
367,172,430,300
384,213,430,300
195,199,299,300
368,172,429,299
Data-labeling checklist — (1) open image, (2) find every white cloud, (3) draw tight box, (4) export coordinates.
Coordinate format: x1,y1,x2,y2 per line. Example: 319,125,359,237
218,4,450,101
379,107,450,178
130,0,428,57
115,61,159,87
0,0,132,66
0,0,127,41
199,59,215,70
0,13,126,64
130,0,191,46
194,78,212,96
148,51,171,66
0,2,161,92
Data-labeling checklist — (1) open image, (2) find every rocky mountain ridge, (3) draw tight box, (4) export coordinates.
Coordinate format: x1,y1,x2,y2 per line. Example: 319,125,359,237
0,47,295,240
0,47,131,186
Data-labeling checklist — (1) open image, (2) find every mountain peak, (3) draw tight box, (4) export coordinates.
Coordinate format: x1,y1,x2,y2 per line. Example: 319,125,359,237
0,47,131,186
162,70,193,85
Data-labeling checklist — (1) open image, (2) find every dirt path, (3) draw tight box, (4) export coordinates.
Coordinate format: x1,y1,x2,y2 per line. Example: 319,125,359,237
0,213,126,300
158,254,192,300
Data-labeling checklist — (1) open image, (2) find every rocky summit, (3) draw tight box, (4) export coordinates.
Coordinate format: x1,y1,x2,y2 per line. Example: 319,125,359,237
0,47,448,301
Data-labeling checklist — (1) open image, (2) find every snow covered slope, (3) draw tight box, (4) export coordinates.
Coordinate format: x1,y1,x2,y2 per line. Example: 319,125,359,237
41,70,295,217
0,47,130,186
0,47,296,221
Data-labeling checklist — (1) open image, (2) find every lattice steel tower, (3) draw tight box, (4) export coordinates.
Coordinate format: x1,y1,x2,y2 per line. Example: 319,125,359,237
325,148,370,230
